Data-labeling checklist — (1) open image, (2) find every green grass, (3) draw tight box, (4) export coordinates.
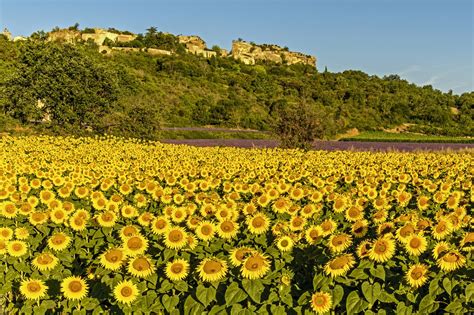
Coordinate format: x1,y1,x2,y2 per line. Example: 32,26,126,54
341,131,474,143
157,130,274,140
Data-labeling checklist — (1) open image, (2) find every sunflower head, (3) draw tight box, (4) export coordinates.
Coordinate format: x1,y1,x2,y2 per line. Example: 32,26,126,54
19,279,48,300
197,257,228,282
61,276,88,300
113,280,139,305
165,259,190,281
310,291,332,314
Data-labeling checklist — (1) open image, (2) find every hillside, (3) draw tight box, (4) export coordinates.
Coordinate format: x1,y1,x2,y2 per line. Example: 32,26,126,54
0,26,473,139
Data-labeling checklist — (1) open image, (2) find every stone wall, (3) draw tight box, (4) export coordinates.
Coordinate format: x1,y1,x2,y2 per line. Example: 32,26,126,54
178,35,217,58
81,29,136,46
230,40,316,67
47,29,81,43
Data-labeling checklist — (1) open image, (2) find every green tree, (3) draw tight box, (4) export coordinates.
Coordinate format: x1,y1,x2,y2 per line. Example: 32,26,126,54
272,102,336,149
4,42,118,129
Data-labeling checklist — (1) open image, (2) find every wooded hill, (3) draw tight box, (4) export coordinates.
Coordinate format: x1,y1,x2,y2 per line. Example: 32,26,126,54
0,31,472,139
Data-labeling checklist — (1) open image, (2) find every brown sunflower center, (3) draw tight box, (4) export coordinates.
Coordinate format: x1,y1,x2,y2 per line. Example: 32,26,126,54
27,282,41,292
221,221,234,232
409,237,421,249
127,237,143,250
411,269,423,280
201,225,212,236
69,281,83,293
169,230,183,242
38,254,53,264
1,230,9,237
133,258,151,271
329,256,349,270
123,226,137,236
280,240,289,247
332,235,347,246
348,207,360,218
12,243,23,251
171,263,184,274
400,225,414,237
252,217,265,228
245,256,265,271
313,295,327,307
105,249,123,262
203,261,221,274
52,235,66,244
121,286,133,297
309,230,320,239
442,253,459,263
374,241,387,254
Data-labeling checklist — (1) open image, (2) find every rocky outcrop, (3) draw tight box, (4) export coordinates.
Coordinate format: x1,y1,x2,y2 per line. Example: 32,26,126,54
230,40,316,67
48,29,81,43
81,29,136,46
178,35,217,58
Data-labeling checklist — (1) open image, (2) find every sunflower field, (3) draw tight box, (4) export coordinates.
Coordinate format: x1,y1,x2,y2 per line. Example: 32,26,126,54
0,135,472,314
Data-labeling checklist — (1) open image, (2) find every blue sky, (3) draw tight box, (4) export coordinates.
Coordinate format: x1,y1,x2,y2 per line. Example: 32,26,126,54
1,0,472,94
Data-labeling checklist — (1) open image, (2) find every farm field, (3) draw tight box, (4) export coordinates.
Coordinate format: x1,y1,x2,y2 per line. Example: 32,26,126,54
0,135,473,314
340,131,474,144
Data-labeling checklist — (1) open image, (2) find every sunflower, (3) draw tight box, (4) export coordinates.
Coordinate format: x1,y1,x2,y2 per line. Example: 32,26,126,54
345,205,364,222
197,257,228,282
351,220,369,238
460,232,474,251
216,220,239,239
240,252,270,279
187,234,198,250
195,221,216,241
356,240,372,259
113,280,139,305
405,234,428,256
305,225,323,244
171,207,187,223
276,236,294,252
128,256,155,278
310,291,332,314
432,241,451,259
377,222,395,236
19,279,48,300
437,250,466,272
396,223,416,243
120,225,140,240
32,252,58,271
151,216,170,235
165,259,190,281
123,235,149,256
164,227,188,249
289,216,306,231
320,219,337,236
0,227,13,240
432,220,452,240
324,254,355,278
100,248,125,270
47,233,71,251
7,240,28,257
61,276,88,300
405,264,429,288
50,208,67,224
0,240,7,255
29,211,48,225
229,247,253,267
96,211,117,228
417,196,430,211
246,213,270,235
69,215,87,231
369,237,396,263
328,234,352,254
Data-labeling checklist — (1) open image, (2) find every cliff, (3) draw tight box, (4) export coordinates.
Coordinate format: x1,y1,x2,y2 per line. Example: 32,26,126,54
178,35,217,58
230,41,316,67
81,29,136,46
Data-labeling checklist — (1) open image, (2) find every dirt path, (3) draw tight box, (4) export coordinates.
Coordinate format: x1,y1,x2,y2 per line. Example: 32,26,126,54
160,139,474,151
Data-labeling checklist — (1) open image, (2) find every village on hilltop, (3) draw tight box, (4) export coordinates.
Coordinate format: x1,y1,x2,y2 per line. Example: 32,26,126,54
1,27,317,67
